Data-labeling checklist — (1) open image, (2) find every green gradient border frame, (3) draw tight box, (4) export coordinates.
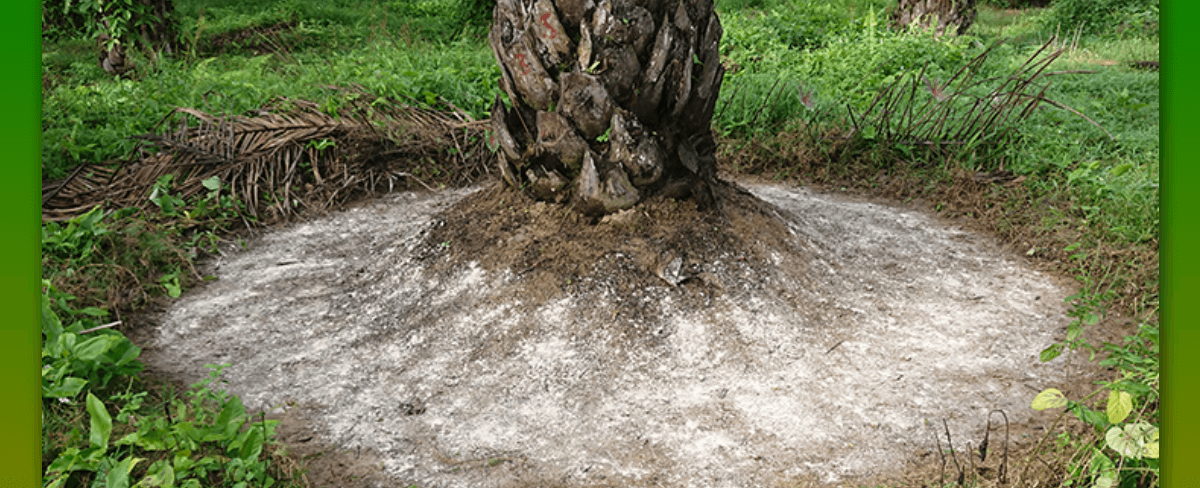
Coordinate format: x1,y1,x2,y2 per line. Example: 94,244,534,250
1161,0,1196,484
11,1,1189,487
6,0,40,487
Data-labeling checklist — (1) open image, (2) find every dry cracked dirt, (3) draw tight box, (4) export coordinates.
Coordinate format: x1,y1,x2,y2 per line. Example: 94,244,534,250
137,180,1083,488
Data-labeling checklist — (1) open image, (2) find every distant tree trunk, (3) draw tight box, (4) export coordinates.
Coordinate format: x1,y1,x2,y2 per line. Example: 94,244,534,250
892,0,977,36
96,0,179,76
487,0,725,215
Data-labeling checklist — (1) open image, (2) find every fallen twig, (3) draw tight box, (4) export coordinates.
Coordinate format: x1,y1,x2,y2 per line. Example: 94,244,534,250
78,321,122,334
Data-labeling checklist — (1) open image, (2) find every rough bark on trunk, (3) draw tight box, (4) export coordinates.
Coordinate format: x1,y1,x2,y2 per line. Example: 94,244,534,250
488,0,725,215
892,0,977,37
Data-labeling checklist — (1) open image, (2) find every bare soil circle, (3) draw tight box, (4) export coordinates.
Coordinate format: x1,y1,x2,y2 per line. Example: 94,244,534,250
138,180,1078,487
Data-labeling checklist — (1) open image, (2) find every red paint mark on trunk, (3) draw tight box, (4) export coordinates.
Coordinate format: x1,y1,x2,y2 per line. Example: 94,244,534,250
515,53,532,75
540,13,558,39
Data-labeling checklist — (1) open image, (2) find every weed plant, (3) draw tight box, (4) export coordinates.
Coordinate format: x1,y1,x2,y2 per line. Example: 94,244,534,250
1040,0,1159,38
40,177,240,311
41,183,300,487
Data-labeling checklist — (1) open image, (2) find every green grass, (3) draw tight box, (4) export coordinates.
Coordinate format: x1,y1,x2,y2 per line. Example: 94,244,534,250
714,0,1158,244
41,0,1159,486
972,4,1053,41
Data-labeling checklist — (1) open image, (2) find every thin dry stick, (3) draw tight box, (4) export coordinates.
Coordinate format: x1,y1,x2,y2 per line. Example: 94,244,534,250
967,441,978,485
748,79,784,130
943,419,964,486
900,63,930,136
716,80,743,122
1025,95,1116,140
930,420,947,487
78,321,122,334
981,409,1011,485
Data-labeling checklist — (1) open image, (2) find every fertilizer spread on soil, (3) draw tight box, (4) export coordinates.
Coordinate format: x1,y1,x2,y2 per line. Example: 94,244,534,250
140,181,1076,488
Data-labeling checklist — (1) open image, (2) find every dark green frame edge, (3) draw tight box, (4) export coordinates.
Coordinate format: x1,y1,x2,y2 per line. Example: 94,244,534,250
1162,0,1196,483
5,0,41,487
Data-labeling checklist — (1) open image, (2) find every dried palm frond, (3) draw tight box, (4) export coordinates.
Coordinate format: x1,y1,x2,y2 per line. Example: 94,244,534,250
42,87,493,224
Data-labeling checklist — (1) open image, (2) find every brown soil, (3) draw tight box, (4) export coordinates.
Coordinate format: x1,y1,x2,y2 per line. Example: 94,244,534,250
421,181,798,315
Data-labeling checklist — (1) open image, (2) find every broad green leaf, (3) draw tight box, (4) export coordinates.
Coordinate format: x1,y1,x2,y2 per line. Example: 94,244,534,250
78,307,109,318
87,392,113,451
107,456,142,488
135,460,175,487
74,335,117,362
42,290,65,339
116,430,144,447
1109,163,1133,177
78,205,106,228
193,425,229,444
1032,388,1068,410
1091,449,1117,488
80,445,107,463
44,377,88,398
176,421,202,442
107,340,143,368
215,395,247,438
202,176,221,191
1144,436,1160,459
173,450,195,472
45,447,83,478
165,280,181,298
1084,313,1100,326
235,426,264,461
1105,426,1134,458
161,196,176,215
1106,390,1133,424
59,333,78,355
1105,422,1159,459
173,401,188,425
1070,403,1108,429
1066,322,1083,342
1040,343,1063,362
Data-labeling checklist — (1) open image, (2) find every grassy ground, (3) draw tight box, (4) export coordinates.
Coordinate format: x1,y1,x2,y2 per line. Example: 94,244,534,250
41,0,1159,486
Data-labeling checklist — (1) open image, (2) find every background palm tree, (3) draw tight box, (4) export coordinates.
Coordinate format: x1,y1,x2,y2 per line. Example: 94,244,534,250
892,0,978,37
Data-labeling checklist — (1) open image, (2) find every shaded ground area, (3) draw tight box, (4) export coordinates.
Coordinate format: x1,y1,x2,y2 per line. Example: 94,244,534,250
138,181,1082,487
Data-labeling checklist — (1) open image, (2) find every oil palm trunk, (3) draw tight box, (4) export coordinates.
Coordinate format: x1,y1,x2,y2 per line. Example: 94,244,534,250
488,0,725,215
